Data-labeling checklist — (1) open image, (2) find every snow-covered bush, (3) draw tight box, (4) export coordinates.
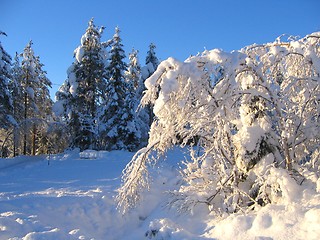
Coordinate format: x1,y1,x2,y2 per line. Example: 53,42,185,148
117,32,320,215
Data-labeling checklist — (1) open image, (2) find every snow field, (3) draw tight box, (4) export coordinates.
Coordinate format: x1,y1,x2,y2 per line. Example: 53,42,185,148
0,150,136,239
0,148,320,239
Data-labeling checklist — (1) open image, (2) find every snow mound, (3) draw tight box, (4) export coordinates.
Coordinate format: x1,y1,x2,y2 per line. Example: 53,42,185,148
79,150,98,159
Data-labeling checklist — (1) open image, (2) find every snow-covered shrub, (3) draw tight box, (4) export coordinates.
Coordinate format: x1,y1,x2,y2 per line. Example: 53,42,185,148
117,32,320,215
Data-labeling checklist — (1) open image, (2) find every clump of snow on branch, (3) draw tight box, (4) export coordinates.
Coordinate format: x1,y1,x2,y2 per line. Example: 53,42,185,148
74,46,85,63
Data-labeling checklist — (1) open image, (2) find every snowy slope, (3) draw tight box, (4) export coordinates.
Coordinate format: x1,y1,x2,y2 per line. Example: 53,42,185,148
0,149,319,240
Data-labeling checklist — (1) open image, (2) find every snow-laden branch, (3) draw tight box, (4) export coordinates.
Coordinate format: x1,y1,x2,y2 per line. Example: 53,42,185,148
116,141,160,214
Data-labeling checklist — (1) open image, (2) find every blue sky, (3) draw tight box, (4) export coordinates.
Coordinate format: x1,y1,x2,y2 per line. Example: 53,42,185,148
1,0,320,99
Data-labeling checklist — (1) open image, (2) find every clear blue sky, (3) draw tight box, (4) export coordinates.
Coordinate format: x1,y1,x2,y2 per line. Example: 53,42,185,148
1,0,319,99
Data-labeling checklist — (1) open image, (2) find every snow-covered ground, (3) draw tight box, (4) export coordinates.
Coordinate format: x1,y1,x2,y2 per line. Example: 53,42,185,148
0,148,319,240
0,149,135,240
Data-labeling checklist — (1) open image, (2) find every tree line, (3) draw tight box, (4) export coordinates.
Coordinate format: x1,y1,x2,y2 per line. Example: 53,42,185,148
0,19,159,157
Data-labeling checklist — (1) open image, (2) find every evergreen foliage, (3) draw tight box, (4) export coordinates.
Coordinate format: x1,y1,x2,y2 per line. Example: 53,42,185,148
102,27,141,151
125,49,149,149
8,41,53,156
0,32,15,157
1,22,158,156
145,43,159,75
0,32,14,130
54,19,109,150
126,49,142,94
53,20,155,152
141,43,160,127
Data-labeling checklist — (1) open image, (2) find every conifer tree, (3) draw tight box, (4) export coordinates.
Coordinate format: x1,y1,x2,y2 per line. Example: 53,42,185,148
126,49,141,93
145,43,159,75
99,27,143,151
19,41,39,155
101,27,130,150
141,43,160,126
11,53,24,117
0,32,14,129
10,53,24,156
0,32,15,157
32,55,53,155
12,41,53,155
125,49,149,147
54,19,109,150
106,27,128,103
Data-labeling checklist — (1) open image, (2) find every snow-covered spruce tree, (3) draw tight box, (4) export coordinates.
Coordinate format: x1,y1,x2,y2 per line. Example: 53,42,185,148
0,32,14,128
100,27,142,151
0,32,15,157
32,55,54,155
54,19,108,151
126,49,141,93
11,41,53,156
10,53,24,156
18,41,39,155
125,49,149,147
140,43,160,127
144,43,160,79
117,32,320,215
54,78,72,125
18,41,53,155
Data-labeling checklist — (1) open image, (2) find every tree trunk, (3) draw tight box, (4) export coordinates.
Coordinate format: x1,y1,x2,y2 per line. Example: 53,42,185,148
13,126,17,157
23,91,28,155
32,124,36,156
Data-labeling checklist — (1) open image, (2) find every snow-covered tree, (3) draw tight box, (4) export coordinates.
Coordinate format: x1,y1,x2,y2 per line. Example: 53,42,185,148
0,32,15,157
20,41,39,155
117,32,320,215
125,49,149,147
105,27,128,110
140,43,160,127
32,55,53,155
9,53,24,156
100,27,142,151
144,43,159,78
9,41,53,156
54,77,72,123
54,18,109,151
126,49,141,92
0,32,14,128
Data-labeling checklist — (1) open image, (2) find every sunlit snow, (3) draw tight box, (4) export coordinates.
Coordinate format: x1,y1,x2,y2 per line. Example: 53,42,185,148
0,148,319,239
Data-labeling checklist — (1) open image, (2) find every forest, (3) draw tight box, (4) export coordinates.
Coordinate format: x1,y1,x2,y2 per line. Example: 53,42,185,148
0,19,158,157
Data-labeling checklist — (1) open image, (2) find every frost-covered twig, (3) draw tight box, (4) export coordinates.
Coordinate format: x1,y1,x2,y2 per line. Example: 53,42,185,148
116,141,160,214
207,173,234,204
